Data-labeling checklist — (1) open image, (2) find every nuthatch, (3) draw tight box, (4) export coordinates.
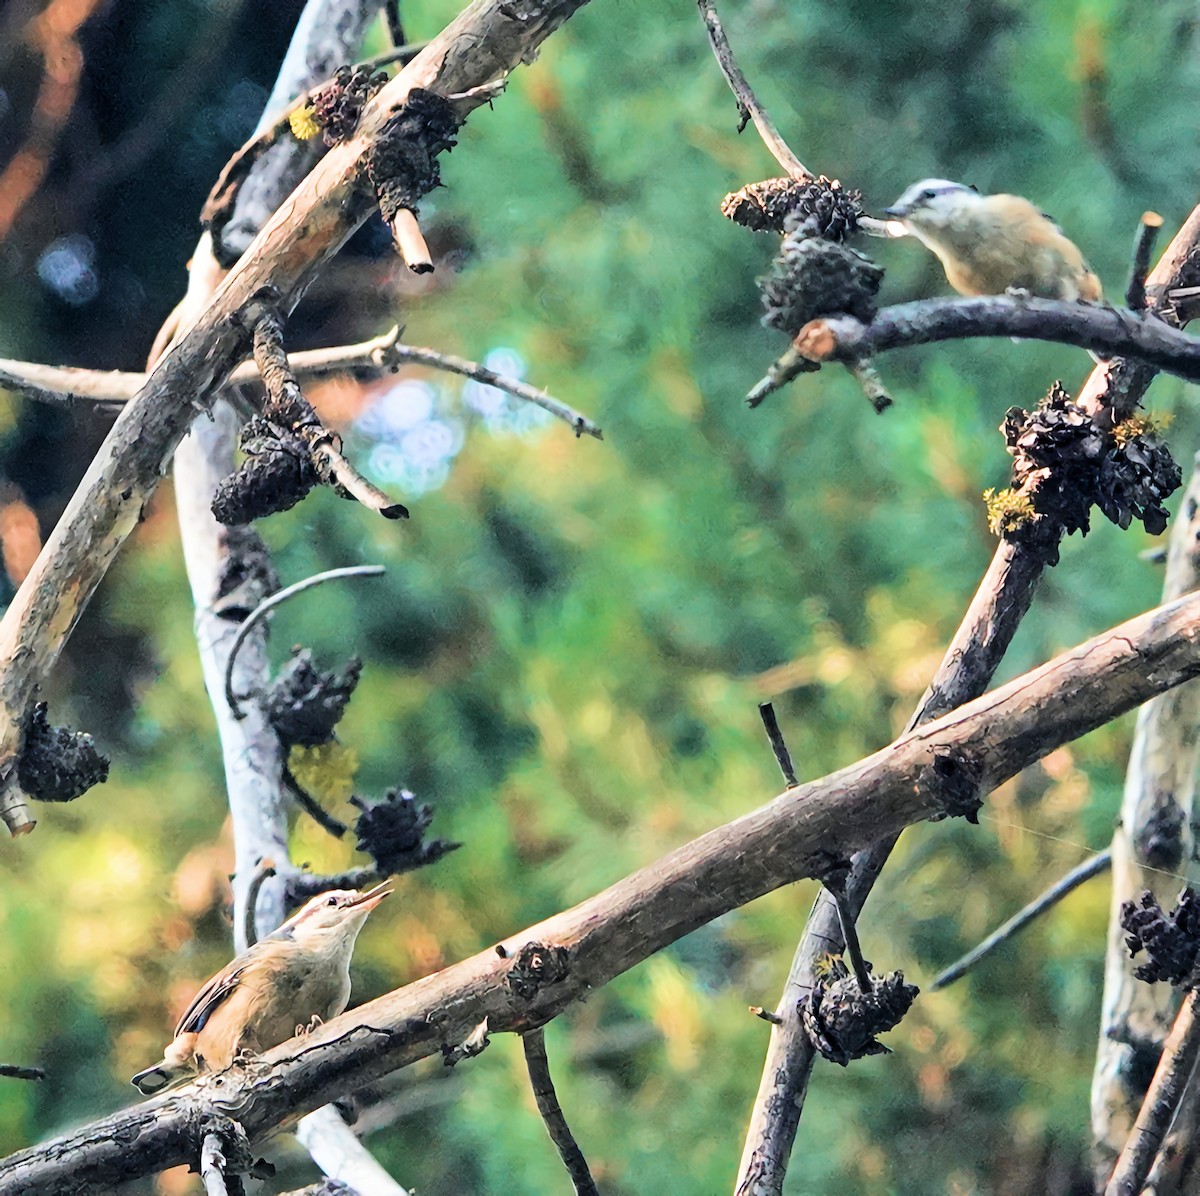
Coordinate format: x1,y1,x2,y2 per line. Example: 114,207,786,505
884,180,1102,302
131,882,390,1095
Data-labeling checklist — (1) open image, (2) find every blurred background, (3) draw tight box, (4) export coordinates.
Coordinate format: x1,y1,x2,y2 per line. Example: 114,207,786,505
1,0,1199,1191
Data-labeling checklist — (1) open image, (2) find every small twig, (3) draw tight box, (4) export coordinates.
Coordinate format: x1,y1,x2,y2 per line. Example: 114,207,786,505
522,1027,600,1196
1126,211,1165,311
750,1007,783,1025
827,886,872,993
286,866,381,906
281,759,351,839
0,1065,44,1081
243,860,277,947
200,1133,231,1196
223,564,385,717
1105,989,1200,1196
846,359,893,413
745,346,818,408
246,300,409,520
932,849,1112,990
695,0,809,180
389,209,434,274
757,702,798,788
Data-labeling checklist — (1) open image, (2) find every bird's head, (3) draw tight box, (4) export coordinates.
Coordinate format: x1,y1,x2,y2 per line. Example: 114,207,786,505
280,881,392,947
884,179,980,232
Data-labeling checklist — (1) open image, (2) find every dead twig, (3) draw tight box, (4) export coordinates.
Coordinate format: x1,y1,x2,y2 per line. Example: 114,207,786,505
1127,211,1165,311
522,1028,600,1196
695,1,809,180
756,702,798,788
932,849,1112,990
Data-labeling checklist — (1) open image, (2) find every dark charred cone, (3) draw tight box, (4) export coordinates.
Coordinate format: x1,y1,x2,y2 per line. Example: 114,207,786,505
351,786,460,875
211,416,320,525
722,175,863,241
368,89,460,225
799,957,919,1066
760,235,883,337
1121,888,1200,988
19,702,110,802
261,649,362,747
998,383,1181,562
310,65,389,146
507,941,571,1001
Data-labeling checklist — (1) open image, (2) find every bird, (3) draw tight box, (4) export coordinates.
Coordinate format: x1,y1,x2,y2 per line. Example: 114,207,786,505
131,882,390,1095
883,179,1102,302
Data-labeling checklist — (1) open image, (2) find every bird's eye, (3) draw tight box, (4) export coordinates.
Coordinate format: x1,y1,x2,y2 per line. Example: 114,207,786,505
920,188,937,200
326,896,338,907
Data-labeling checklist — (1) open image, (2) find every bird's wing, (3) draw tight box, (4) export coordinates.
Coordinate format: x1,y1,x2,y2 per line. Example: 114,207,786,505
173,961,252,1037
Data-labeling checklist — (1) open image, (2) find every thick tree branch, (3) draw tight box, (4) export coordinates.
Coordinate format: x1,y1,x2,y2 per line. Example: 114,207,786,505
793,296,1200,381
0,0,595,836
8,589,1200,1191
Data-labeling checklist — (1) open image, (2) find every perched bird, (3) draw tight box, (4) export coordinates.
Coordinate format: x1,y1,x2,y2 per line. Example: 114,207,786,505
131,882,390,1095
884,179,1102,302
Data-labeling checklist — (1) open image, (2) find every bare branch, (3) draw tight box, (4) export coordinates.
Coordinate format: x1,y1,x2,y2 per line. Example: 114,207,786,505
1127,211,1165,311
1105,991,1200,1196
523,1028,600,1196
0,1066,43,1082
10,588,1200,1190
0,326,602,437
932,849,1112,990
792,296,1200,381
294,1104,410,1196
695,1,810,180
756,702,798,788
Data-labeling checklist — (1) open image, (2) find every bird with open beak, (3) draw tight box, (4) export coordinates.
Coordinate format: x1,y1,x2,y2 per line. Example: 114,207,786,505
131,882,391,1095
884,179,1101,302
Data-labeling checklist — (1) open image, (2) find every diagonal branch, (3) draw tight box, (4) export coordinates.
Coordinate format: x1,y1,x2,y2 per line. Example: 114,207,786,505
0,0,597,837
9,588,1200,1191
695,0,810,180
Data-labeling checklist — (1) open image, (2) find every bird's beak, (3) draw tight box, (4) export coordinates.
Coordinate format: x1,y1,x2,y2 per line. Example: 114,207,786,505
346,881,392,912
883,204,906,218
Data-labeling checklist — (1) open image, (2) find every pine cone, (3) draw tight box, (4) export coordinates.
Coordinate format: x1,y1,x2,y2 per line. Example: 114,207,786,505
262,649,362,747
800,958,918,1066
722,175,863,240
18,702,109,803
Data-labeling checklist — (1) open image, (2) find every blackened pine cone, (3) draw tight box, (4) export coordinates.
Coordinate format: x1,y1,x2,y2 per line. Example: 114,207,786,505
999,383,1181,553
760,233,883,335
368,89,460,223
351,786,460,875
800,958,919,1066
262,649,362,747
311,65,389,146
1121,888,1200,987
19,702,109,802
211,416,319,526
722,175,863,240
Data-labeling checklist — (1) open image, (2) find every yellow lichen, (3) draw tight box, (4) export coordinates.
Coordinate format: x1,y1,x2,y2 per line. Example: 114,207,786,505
288,103,321,141
983,487,1037,537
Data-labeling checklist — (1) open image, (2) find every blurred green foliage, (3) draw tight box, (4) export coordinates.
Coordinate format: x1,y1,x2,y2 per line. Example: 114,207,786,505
1,0,1199,1192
